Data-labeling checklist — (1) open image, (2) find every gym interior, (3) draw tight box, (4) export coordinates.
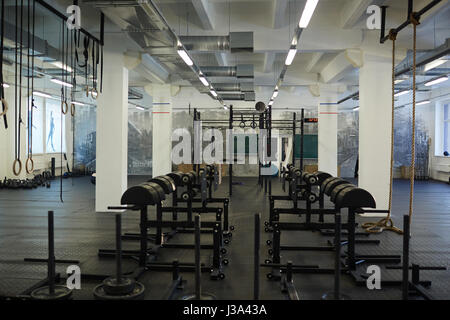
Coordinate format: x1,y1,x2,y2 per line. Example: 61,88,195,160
0,0,450,304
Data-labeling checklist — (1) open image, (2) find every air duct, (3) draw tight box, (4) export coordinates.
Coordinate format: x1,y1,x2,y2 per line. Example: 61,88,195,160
221,92,255,101
213,82,254,92
202,64,254,78
179,32,253,53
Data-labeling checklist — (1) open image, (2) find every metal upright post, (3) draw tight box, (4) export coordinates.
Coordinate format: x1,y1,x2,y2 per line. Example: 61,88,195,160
300,109,304,172
115,214,122,285
254,214,260,300
402,214,410,300
334,214,341,300
292,113,296,167
48,211,55,295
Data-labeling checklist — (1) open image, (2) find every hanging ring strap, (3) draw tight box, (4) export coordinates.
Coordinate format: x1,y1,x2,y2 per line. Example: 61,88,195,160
0,98,7,117
61,100,69,114
408,13,420,227
25,156,34,174
71,103,76,117
13,158,22,176
239,114,246,128
91,87,98,100
362,28,402,235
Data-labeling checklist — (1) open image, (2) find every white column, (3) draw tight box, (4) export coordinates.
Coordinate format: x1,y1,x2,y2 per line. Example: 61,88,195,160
318,101,338,176
359,53,391,213
96,35,128,212
152,84,173,177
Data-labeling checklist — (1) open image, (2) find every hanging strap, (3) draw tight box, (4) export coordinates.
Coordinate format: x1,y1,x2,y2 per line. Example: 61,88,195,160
13,0,23,176
26,0,34,174
0,0,8,124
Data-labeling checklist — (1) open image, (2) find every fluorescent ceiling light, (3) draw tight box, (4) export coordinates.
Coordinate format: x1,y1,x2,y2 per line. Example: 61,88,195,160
417,100,430,106
424,59,447,72
353,107,359,111
285,48,297,66
299,0,319,28
210,90,218,97
394,90,410,97
2,83,10,88
71,101,86,106
33,91,52,98
177,49,193,66
424,76,448,87
136,106,145,111
199,76,209,87
272,90,279,98
394,79,406,84
51,61,73,73
50,78,73,88
269,101,274,106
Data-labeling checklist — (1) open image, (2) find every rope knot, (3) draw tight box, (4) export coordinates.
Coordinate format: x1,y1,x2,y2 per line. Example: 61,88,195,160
410,12,420,26
388,29,397,41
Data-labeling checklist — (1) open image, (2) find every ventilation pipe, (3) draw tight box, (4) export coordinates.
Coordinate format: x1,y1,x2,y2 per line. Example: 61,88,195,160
202,65,254,78
213,82,254,92
179,32,253,53
220,92,255,101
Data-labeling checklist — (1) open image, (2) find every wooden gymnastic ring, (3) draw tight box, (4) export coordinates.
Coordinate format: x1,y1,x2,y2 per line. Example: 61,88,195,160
86,86,90,97
13,158,22,176
0,98,8,117
70,103,76,117
26,157,34,174
239,121,246,129
61,100,69,115
91,87,98,100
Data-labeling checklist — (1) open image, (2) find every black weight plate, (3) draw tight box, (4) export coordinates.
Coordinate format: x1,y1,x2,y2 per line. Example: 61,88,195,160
324,178,349,196
93,281,145,300
330,184,355,203
167,172,183,186
31,285,73,300
102,277,136,295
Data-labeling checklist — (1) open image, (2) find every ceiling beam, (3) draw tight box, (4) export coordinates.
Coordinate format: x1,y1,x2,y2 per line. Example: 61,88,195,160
340,0,374,29
263,52,276,73
191,0,215,30
273,0,288,29
320,49,362,83
215,52,228,66
305,52,324,73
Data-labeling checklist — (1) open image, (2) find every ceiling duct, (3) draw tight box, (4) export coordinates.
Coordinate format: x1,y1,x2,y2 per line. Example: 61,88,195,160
221,92,255,101
395,38,450,76
213,82,254,92
179,32,253,53
202,65,254,78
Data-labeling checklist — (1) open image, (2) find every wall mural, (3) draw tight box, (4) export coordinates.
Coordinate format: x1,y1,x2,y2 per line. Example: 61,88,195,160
128,110,152,175
338,111,359,178
73,106,97,174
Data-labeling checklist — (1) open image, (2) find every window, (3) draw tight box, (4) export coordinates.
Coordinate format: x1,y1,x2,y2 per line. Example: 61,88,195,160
444,103,449,155
26,96,66,154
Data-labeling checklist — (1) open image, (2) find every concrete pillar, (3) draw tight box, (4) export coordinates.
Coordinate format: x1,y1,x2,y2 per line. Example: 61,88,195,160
318,100,338,176
359,53,391,213
96,35,128,212
152,84,173,177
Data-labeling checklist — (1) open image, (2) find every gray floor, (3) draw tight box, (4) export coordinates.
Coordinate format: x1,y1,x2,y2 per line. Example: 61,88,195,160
0,176,449,300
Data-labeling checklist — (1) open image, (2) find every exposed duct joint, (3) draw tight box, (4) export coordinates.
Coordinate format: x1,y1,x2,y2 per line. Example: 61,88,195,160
213,82,254,92
202,64,254,78
395,38,450,76
179,32,253,53
220,92,255,101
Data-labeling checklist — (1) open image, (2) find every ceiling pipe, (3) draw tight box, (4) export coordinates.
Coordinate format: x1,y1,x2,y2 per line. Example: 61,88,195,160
220,92,255,101
179,32,253,53
201,65,254,78
213,82,254,92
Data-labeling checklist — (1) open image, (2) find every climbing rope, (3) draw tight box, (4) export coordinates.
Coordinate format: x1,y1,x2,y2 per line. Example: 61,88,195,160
362,29,402,234
362,12,420,233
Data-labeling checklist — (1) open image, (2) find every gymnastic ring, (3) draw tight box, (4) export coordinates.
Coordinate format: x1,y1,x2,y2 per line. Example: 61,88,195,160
70,103,76,117
239,121,246,129
0,98,8,117
61,100,69,115
91,87,98,100
13,158,22,176
26,157,34,174
86,86,90,97
251,121,257,129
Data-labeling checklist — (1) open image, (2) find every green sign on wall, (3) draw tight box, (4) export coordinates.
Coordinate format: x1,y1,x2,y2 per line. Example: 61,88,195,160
294,134,318,159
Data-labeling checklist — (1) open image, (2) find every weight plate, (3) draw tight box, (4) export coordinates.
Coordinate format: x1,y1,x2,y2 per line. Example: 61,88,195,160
30,285,73,300
102,277,136,295
93,281,145,300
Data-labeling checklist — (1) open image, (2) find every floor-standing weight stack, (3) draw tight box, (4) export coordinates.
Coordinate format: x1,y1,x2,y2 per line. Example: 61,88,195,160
93,214,145,300
30,211,72,300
